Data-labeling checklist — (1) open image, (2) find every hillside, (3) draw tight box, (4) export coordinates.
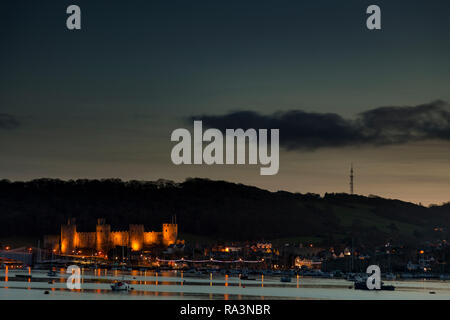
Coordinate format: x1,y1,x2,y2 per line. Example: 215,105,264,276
0,178,448,247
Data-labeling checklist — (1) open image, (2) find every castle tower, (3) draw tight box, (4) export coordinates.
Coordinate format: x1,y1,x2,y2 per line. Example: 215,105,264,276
129,224,144,251
61,218,77,254
162,223,178,246
96,218,111,253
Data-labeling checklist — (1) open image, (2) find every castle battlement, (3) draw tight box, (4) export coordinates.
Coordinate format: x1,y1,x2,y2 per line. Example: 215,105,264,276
44,219,178,254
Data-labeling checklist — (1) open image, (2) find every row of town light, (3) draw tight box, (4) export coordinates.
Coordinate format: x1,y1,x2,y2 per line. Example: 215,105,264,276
157,257,265,263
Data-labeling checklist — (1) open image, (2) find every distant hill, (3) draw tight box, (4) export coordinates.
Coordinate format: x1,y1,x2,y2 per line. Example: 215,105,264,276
0,178,448,247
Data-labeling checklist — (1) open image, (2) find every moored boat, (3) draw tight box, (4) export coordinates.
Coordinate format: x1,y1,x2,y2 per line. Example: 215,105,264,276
47,270,57,277
354,281,395,291
111,281,130,291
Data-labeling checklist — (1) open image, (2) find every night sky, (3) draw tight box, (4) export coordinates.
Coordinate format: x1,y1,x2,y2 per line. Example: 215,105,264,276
1,0,450,204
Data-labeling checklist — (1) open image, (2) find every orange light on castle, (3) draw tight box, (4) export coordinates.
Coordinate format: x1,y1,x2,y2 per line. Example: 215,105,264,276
53,219,178,254
131,241,141,251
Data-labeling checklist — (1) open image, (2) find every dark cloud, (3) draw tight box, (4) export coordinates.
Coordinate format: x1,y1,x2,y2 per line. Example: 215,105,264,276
0,114,20,130
191,100,450,150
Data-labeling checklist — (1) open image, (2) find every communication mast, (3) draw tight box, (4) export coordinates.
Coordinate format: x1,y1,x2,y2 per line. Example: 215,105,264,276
350,163,354,195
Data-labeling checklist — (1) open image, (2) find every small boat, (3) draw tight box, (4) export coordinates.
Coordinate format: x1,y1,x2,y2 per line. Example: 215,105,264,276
280,276,292,283
47,270,57,277
111,281,131,291
381,284,396,291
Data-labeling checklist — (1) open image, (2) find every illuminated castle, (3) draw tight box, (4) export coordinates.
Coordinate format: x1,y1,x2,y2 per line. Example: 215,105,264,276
44,218,178,254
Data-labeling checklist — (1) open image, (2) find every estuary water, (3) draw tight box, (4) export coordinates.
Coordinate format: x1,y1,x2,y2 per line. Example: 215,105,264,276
1,269,449,300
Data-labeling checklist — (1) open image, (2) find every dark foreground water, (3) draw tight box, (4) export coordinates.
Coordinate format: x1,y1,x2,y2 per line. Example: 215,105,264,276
1,269,449,300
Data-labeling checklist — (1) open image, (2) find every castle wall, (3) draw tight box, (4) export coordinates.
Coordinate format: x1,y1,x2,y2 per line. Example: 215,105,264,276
111,231,129,247
76,232,96,249
144,231,162,245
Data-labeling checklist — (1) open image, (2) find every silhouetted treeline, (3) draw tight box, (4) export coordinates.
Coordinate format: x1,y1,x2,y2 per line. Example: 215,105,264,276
0,178,448,245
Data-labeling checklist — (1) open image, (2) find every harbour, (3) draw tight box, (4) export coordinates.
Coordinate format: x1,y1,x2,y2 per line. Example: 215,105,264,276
1,268,450,300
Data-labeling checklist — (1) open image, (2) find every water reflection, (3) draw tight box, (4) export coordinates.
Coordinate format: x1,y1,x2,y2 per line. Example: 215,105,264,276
3,267,450,300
